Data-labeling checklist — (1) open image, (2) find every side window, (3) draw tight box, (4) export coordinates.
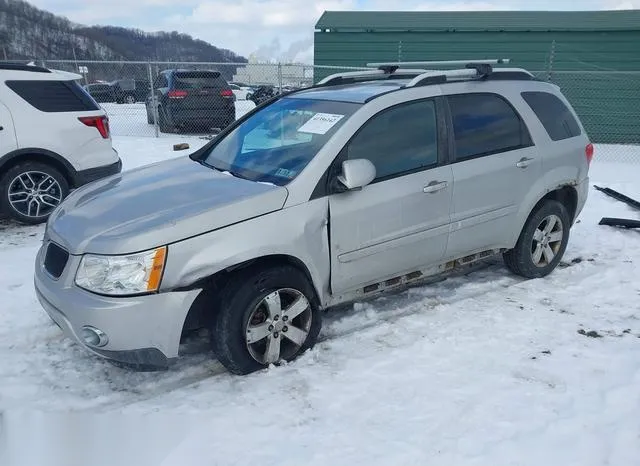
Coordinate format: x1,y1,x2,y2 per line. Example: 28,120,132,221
5,80,100,112
521,91,581,141
448,93,531,161
346,100,439,181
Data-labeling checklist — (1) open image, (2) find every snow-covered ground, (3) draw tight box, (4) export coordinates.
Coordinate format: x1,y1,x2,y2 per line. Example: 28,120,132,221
1,143,639,466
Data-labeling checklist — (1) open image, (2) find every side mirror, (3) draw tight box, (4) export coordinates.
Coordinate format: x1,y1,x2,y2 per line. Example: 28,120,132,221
337,159,376,191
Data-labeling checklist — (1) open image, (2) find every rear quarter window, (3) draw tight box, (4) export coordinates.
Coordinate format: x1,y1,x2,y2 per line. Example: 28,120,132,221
6,80,100,112
521,91,581,141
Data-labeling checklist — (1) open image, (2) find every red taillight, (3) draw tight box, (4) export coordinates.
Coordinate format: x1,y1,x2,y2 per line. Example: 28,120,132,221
168,90,188,99
78,115,110,139
220,89,234,97
585,143,594,165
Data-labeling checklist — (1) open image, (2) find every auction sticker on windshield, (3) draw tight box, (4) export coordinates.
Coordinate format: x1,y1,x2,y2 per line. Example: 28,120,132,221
298,113,345,135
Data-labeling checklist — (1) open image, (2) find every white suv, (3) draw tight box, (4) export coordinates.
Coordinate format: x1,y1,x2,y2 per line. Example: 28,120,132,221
0,63,121,224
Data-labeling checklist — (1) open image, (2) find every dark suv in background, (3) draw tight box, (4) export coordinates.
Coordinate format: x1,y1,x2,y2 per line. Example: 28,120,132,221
112,79,151,104
146,69,236,133
84,82,115,103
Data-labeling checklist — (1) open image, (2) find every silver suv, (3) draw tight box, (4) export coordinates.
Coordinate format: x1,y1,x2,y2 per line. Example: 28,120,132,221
34,59,592,375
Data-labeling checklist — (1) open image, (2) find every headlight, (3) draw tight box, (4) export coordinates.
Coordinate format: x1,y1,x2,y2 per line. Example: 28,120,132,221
75,246,167,296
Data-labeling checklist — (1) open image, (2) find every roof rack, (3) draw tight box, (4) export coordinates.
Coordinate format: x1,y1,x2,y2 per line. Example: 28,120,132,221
317,68,429,86
316,58,537,89
0,62,51,73
365,58,510,69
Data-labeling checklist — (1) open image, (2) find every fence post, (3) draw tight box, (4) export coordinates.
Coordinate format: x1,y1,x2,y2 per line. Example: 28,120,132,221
277,62,283,93
547,40,556,82
147,62,159,138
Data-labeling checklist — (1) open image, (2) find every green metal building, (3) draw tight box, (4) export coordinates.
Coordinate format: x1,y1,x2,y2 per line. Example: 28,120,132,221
314,10,640,143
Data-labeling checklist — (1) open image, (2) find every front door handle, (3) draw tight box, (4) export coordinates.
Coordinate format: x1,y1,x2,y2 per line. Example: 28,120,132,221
516,157,535,168
423,181,448,194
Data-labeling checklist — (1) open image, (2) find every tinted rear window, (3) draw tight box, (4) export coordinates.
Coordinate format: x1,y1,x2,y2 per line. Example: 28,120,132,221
448,93,532,160
6,80,100,112
174,71,227,89
521,91,581,141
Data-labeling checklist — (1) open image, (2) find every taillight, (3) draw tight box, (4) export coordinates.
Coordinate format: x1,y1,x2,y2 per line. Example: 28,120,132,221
585,143,594,165
168,90,188,99
78,115,110,139
220,89,234,97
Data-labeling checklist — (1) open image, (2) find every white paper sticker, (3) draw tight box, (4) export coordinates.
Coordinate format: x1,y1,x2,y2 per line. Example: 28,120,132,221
298,113,345,135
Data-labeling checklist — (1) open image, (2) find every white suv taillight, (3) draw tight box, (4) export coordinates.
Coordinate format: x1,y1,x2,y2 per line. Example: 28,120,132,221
585,143,594,165
78,115,110,139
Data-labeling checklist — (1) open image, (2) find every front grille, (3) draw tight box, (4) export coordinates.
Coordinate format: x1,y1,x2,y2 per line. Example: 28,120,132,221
44,243,69,279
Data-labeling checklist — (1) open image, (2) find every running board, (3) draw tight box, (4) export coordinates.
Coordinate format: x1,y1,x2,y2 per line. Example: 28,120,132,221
358,249,503,297
594,185,640,211
599,217,640,229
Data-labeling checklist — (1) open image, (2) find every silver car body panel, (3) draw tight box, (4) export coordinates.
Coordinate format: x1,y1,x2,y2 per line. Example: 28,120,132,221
34,77,591,366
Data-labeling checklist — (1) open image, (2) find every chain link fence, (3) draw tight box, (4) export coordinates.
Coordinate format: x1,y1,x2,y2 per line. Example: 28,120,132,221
41,60,640,163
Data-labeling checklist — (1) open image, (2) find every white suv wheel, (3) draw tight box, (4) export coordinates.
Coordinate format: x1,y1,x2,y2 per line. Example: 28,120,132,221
1,162,69,224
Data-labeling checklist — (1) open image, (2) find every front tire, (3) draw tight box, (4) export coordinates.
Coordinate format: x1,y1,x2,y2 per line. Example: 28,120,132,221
503,200,571,278
0,161,69,225
211,265,322,375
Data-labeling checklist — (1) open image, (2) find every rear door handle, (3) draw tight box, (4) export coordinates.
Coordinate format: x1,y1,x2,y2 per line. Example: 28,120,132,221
516,157,535,168
423,181,448,194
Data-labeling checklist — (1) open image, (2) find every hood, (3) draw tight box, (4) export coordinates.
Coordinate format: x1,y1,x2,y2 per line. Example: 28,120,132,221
47,156,288,255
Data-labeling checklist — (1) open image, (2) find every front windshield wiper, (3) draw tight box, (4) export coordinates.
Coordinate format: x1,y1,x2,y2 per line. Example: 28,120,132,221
197,158,250,181
225,169,249,180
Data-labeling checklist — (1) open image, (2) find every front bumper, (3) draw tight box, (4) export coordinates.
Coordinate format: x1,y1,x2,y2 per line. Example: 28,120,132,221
34,242,200,370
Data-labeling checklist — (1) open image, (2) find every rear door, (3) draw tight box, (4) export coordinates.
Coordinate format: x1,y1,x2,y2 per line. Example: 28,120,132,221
0,99,18,155
444,92,540,259
171,71,233,112
329,98,453,294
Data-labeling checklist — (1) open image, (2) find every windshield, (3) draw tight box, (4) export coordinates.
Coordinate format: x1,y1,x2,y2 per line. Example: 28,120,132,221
202,97,360,185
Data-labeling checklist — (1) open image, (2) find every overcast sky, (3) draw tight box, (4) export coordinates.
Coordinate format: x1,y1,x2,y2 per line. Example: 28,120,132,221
28,0,639,63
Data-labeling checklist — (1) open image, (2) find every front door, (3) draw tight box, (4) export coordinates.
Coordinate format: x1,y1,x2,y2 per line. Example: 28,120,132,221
328,98,453,294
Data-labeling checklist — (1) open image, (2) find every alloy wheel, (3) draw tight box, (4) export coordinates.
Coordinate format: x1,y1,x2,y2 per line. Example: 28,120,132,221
8,171,63,219
531,214,564,267
245,288,312,365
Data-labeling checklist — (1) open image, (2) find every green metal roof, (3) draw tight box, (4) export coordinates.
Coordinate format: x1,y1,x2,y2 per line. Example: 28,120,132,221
315,10,640,32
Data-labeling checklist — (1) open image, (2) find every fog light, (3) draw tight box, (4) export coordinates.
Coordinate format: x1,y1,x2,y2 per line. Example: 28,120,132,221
81,326,108,347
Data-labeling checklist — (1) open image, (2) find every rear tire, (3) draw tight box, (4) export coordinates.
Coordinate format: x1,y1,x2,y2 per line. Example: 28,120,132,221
158,107,173,133
0,161,69,225
503,200,571,278
211,265,322,375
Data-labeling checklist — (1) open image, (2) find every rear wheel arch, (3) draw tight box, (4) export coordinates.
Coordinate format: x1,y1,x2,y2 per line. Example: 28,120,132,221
527,185,579,226
512,184,579,244
0,148,77,187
